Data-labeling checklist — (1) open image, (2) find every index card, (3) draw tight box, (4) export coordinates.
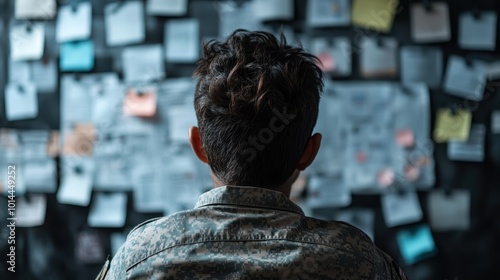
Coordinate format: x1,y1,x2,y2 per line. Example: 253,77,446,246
459,11,497,51
443,55,487,101
15,0,56,19
16,194,47,227
88,193,128,228
56,2,92,42
122,44,164,82
5,82,38,121
10,23,45,61
360,37,398,78
400,46,443,89
448,124,486,162
410,2,451,43
165,19,200,63
433,108,472,143
428,189,470,231
352,0,398,33
253,0,294,21
105,1,145,46
396,224,437,265
147,0,187,16
307,0,351,27
60,40,94,72
381,191,423,227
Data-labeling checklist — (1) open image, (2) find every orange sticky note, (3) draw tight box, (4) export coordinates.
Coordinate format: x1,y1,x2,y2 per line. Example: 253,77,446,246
123,88,157,117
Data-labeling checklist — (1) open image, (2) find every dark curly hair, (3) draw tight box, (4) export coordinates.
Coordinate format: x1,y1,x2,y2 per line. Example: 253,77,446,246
193,29,323,188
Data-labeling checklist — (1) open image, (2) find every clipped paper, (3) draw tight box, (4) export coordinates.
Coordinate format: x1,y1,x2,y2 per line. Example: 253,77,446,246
122,44,164,82
105,1,145,46
10,23,45,61
458,11,497,51
396,224,437,265
443,55,487,101
428,189,470,231
147,0,187,16
400,46,443,89
410,2,451,43
381,191,423,227
60,40,94,71
56,2,92,42
165,19,200,63
433,108,472,143
88,193,128,228
448,124,486,162
360,37,398,78
5,82,38,121
15,0,56,19
352,0,398,33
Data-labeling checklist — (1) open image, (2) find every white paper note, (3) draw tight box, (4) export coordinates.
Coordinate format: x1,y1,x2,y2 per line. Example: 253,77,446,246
165,19,200,63
56,2,92,42
57,159,94,206
15,0,56,19
105,1,145,46
360,37,398,78
400,46,443,89
16,195,47,227
254,0,294,21
443,56,487,101
448,124,486,162
32,59,58,93
88,193,127,227
24,159,56,193
122,44,164,82
410,2,451,43
381,191,423,227
5,82,38,121
428,189,470,231
10,23,45,61
147,0,187,16
459,11,497,51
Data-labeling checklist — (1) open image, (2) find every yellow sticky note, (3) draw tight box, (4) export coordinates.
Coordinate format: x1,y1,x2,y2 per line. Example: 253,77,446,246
352,0,399,33
433,108,472,143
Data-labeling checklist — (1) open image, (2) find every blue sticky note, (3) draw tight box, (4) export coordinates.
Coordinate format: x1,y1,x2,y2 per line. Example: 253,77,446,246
396,224,437,265
60,40,94,71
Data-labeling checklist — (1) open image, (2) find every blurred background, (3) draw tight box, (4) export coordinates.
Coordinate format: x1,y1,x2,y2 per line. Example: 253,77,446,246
0,0,500,279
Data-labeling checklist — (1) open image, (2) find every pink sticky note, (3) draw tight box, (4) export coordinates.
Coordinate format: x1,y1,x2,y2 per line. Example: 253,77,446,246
123,88,157,117
395,129,415,148
317,52,336,72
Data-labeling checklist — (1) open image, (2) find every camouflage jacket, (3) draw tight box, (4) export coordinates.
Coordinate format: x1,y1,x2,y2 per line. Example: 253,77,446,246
99,186,407,279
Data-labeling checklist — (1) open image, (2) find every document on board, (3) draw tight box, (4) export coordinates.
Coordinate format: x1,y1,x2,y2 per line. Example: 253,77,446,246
459,11,497,51
410,2,451,43
165,19,200,63
351,0,398,33
88,193,128,228
122,44,164,82
15,0,56,19
448,124,486,162
16,194,47,227
60,40,94,72
32,59,58,93
381,191,423,227
360,37,398,78
56,2,92,42
443,55,487,101
307,0,351,27
433,108,472,143
147,0,187,16
253,0,294,21
105,1,145,46
428,189,470,231
310,37,351,76
5,82,38,121
400,46,443,89
57,158,94,206
24,159,57,193
10,23,45,61
396,224,437,265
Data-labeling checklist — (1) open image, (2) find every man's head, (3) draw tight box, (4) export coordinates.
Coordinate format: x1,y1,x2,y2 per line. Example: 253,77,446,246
190,29,323,189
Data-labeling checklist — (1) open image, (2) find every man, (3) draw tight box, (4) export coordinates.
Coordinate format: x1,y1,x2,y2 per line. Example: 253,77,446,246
98,30,407,279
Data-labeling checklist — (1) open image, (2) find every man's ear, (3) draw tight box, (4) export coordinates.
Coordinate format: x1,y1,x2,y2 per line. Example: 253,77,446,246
189,126,208,164
296,133,322,171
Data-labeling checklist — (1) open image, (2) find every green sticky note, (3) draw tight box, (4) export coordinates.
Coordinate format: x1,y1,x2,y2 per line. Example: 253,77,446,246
60,40,94,71
352,0,398,33
396,224,437,265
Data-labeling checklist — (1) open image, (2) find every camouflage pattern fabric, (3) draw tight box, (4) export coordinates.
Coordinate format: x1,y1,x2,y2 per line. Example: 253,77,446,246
100,186,407,279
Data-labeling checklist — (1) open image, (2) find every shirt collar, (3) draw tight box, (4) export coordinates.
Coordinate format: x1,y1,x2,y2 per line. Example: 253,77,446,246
194,185,304,215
